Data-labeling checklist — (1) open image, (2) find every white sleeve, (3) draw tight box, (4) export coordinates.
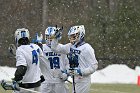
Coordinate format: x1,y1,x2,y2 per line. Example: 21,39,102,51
16,49,27,67
82,45,98,76
64,56,70,71
51,39,71,54
82,63,98,76
39,47,43,57
51,39,58,50
39,56,49,68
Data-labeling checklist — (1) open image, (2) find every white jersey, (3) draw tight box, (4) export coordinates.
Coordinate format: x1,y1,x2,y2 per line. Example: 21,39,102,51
16,44,43,83
40,44,69,83
51,39,98,82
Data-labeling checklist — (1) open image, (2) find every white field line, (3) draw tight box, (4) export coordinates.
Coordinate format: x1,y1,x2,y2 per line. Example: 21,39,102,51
90,88,128,93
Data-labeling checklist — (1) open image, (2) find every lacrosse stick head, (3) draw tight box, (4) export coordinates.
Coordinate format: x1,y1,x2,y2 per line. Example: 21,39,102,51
8,44,16,56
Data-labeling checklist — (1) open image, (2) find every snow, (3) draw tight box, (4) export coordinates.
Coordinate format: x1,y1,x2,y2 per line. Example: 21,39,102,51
0,64,140,84
91,64,139,84
0,66,16,81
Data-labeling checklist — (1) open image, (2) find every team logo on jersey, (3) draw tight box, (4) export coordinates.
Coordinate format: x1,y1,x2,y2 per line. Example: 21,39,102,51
45,52,61,56
70,48,81,54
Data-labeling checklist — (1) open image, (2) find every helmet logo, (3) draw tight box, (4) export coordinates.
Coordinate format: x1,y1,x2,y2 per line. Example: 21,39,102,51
80,32,84,39
48,27,52,35
21,31,26,38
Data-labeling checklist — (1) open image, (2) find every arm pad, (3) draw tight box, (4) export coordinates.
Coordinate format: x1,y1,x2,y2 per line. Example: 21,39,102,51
14,65,27,82
82,63,98,76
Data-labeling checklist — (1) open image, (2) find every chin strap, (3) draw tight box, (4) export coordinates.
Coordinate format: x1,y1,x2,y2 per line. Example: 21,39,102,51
74,39,85,48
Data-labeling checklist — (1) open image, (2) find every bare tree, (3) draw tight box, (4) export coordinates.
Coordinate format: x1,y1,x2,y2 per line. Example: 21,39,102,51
42,0,48,31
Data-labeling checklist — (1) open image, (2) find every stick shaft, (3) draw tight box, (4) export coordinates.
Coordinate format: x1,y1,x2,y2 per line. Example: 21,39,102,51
72,75,76,93
15,87,41,93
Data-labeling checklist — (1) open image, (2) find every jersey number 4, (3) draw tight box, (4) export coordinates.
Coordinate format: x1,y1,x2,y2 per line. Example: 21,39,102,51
32,50,38,65
48,57,60,69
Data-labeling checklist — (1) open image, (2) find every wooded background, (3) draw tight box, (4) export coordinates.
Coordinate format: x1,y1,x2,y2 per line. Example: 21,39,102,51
0,0,140,69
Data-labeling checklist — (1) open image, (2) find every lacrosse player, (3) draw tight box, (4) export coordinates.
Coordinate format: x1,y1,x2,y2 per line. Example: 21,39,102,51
51,25,98,93
39,26,69,93
13,28,44,93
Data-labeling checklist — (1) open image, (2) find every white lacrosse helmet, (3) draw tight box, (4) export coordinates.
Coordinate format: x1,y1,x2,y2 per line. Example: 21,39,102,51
45,27,57,46
68,25,85,45
15,28,30,45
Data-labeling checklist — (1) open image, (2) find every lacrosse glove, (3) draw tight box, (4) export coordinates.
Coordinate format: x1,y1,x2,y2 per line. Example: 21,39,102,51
60,70,69,81
1,80,20,91
54,27,63,40
32,33,43,50
68,68,82,76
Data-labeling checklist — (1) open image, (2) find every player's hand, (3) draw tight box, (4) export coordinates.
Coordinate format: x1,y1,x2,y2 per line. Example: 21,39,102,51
32,33,43,49
69,68,82,76
12,81,20,91
36,33,43,43
74,68,82,76
54,27,63,40
32,33,43,44
8,44,16,56
60,70,68,81
60,73,68,81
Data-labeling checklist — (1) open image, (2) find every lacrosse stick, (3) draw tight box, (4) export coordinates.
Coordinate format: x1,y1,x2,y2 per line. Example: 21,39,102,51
69,68,76,93
67,50,79,93
8,44,16,56
18,87,41,93
54,25,63,40
1,80,40,93
0,67,40,93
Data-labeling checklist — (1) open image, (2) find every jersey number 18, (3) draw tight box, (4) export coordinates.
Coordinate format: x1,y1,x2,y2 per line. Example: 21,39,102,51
48,57,60,69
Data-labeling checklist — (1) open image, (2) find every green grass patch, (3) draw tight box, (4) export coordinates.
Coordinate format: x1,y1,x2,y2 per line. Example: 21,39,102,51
90,83,140,93
0,83,140,93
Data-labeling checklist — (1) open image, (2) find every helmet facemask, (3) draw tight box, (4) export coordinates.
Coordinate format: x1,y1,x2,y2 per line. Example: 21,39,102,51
68,25,85,45
45,34,54,46
45,27,56,46
68,32,80,45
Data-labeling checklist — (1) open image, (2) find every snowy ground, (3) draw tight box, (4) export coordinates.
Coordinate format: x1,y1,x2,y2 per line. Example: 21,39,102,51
91,64,140,84
0,64,140,84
